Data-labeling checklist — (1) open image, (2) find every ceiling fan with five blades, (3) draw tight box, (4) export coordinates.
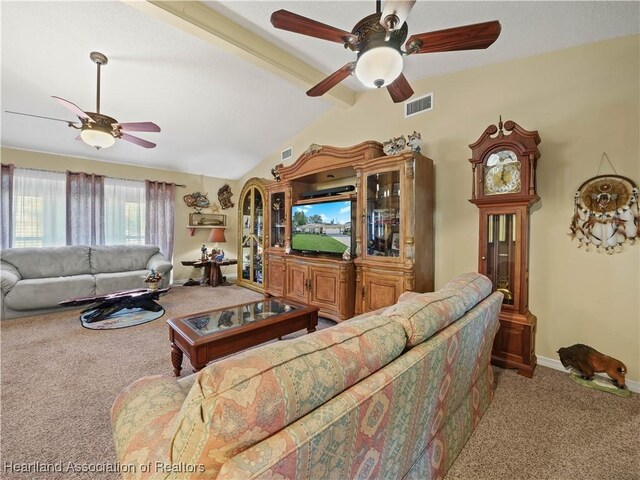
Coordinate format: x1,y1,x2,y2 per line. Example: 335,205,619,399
6,51,160,149
271,0,501,103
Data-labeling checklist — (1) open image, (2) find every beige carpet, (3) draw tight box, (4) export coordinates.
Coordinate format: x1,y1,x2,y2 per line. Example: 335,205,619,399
0,285,328,480
2,288,638,479
445,367,640,480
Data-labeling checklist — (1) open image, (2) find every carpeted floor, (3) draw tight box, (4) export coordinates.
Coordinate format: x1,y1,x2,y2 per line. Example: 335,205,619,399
1,286,638,479
0,286,332,480
444,367,640,480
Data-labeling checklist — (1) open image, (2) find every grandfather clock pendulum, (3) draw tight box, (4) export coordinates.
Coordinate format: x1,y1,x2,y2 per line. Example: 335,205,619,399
468,118,541,378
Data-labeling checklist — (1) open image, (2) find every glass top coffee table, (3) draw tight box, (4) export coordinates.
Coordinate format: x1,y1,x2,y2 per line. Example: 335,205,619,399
167,297,319,376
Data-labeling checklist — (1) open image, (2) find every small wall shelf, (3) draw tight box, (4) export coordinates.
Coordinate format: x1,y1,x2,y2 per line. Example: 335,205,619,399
187,213,226,236
187,225,226,236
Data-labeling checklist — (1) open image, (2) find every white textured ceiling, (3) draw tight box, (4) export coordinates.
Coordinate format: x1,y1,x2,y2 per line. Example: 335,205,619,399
1,1,331,179
2,1,638,179
207,0,640,91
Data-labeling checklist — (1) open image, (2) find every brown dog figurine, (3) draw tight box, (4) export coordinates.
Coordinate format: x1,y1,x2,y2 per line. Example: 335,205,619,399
557,343,627,388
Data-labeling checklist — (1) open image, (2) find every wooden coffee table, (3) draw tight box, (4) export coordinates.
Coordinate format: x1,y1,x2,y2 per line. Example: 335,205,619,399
167,297,319,376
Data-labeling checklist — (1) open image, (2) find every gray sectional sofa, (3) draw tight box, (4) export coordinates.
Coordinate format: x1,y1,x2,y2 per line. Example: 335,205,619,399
0,245,172,320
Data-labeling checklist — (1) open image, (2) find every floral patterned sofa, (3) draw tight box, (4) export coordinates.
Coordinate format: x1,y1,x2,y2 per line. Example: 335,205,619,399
111,273,502,480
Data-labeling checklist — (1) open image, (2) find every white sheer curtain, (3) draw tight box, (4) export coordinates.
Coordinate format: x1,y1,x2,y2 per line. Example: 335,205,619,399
104,178,146,245
12,168,66,247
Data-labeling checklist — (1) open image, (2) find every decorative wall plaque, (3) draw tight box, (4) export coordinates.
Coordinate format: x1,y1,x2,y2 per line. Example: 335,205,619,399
569,173,639,253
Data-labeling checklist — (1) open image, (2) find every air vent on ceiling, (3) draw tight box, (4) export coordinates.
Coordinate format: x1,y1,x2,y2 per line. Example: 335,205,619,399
281,147,293,162
404,92,433,118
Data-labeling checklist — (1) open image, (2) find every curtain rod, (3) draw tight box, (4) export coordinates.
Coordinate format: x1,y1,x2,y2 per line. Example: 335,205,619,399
7,165,187,188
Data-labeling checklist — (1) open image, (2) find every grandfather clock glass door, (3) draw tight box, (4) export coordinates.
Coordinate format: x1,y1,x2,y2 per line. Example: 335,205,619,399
485,213,518,309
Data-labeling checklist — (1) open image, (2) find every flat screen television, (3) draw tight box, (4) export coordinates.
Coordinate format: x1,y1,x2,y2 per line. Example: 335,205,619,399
291,199,352,255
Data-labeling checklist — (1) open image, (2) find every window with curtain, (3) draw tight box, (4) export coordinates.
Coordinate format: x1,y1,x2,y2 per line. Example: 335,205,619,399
12,169,66,247
4,168,174,252
104,178,146,245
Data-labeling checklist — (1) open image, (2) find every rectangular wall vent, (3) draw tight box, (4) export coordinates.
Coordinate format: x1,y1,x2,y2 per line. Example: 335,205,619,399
404,92,433,118
281,147,293,161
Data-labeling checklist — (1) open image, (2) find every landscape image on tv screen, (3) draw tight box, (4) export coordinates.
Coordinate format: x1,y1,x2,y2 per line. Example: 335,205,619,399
291,200,351,254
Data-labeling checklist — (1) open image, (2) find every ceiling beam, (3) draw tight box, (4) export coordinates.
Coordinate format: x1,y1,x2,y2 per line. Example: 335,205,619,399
124,0,356,108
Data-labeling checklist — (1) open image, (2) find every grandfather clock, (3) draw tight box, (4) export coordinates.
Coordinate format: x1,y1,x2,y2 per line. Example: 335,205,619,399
469,118,541,378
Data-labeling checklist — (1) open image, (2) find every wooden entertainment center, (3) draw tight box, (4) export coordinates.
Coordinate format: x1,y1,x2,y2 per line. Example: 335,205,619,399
240,141,434,322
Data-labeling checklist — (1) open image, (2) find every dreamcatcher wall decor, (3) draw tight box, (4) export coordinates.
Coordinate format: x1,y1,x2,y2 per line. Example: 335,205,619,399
569,153,639,254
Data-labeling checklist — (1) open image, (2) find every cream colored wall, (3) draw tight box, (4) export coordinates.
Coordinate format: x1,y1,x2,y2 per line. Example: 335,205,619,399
1,147,241,282
243,35,640,382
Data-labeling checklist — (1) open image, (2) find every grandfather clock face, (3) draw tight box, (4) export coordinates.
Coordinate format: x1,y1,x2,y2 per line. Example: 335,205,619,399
484,150,521,195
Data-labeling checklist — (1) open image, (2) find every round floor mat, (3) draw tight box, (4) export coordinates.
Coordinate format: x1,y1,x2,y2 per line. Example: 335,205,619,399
80,307,165,330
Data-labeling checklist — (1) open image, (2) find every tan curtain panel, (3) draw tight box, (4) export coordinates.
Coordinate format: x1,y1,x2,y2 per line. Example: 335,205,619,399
1,164,14,249
66,171,105,245
145,180,175,259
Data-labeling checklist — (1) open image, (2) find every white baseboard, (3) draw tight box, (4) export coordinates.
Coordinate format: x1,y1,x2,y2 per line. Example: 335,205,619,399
537,355,639,393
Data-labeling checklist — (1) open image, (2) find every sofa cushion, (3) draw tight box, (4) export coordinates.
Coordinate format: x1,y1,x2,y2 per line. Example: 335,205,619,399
94,271,148,295
1,246,91,279
90,245,159,274
3,274,95,310
170,315,407,477
442,272,493,311
383,291,467,347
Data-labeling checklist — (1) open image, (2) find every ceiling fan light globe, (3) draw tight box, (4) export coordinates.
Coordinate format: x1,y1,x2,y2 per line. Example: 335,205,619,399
355,46,403,89
80,126,115,149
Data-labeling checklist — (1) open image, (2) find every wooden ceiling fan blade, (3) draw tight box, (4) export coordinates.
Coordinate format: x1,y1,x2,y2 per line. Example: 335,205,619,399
271,10,357,44
5,110,79,125
387,73,414,103
116,122,161,133
405,21,501,54
52,96,94,122
379,0,416,31
306,63,356,97
120,133,156,149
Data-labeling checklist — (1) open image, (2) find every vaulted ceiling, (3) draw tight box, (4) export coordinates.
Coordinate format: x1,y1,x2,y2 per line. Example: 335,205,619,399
2,1,638,179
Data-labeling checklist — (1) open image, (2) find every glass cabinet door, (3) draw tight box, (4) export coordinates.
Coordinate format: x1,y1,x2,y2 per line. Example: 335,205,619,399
365,170,401,258
239,185,265,288
253,189,263,285
270,191,286,248
486,213,516,306
241,191,253,283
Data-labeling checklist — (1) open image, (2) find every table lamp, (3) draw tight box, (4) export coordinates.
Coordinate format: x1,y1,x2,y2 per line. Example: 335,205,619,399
207,228,226,261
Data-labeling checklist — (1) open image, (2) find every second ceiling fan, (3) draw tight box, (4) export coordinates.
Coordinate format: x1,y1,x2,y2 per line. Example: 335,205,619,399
271,0,501,103
7,52,160,149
